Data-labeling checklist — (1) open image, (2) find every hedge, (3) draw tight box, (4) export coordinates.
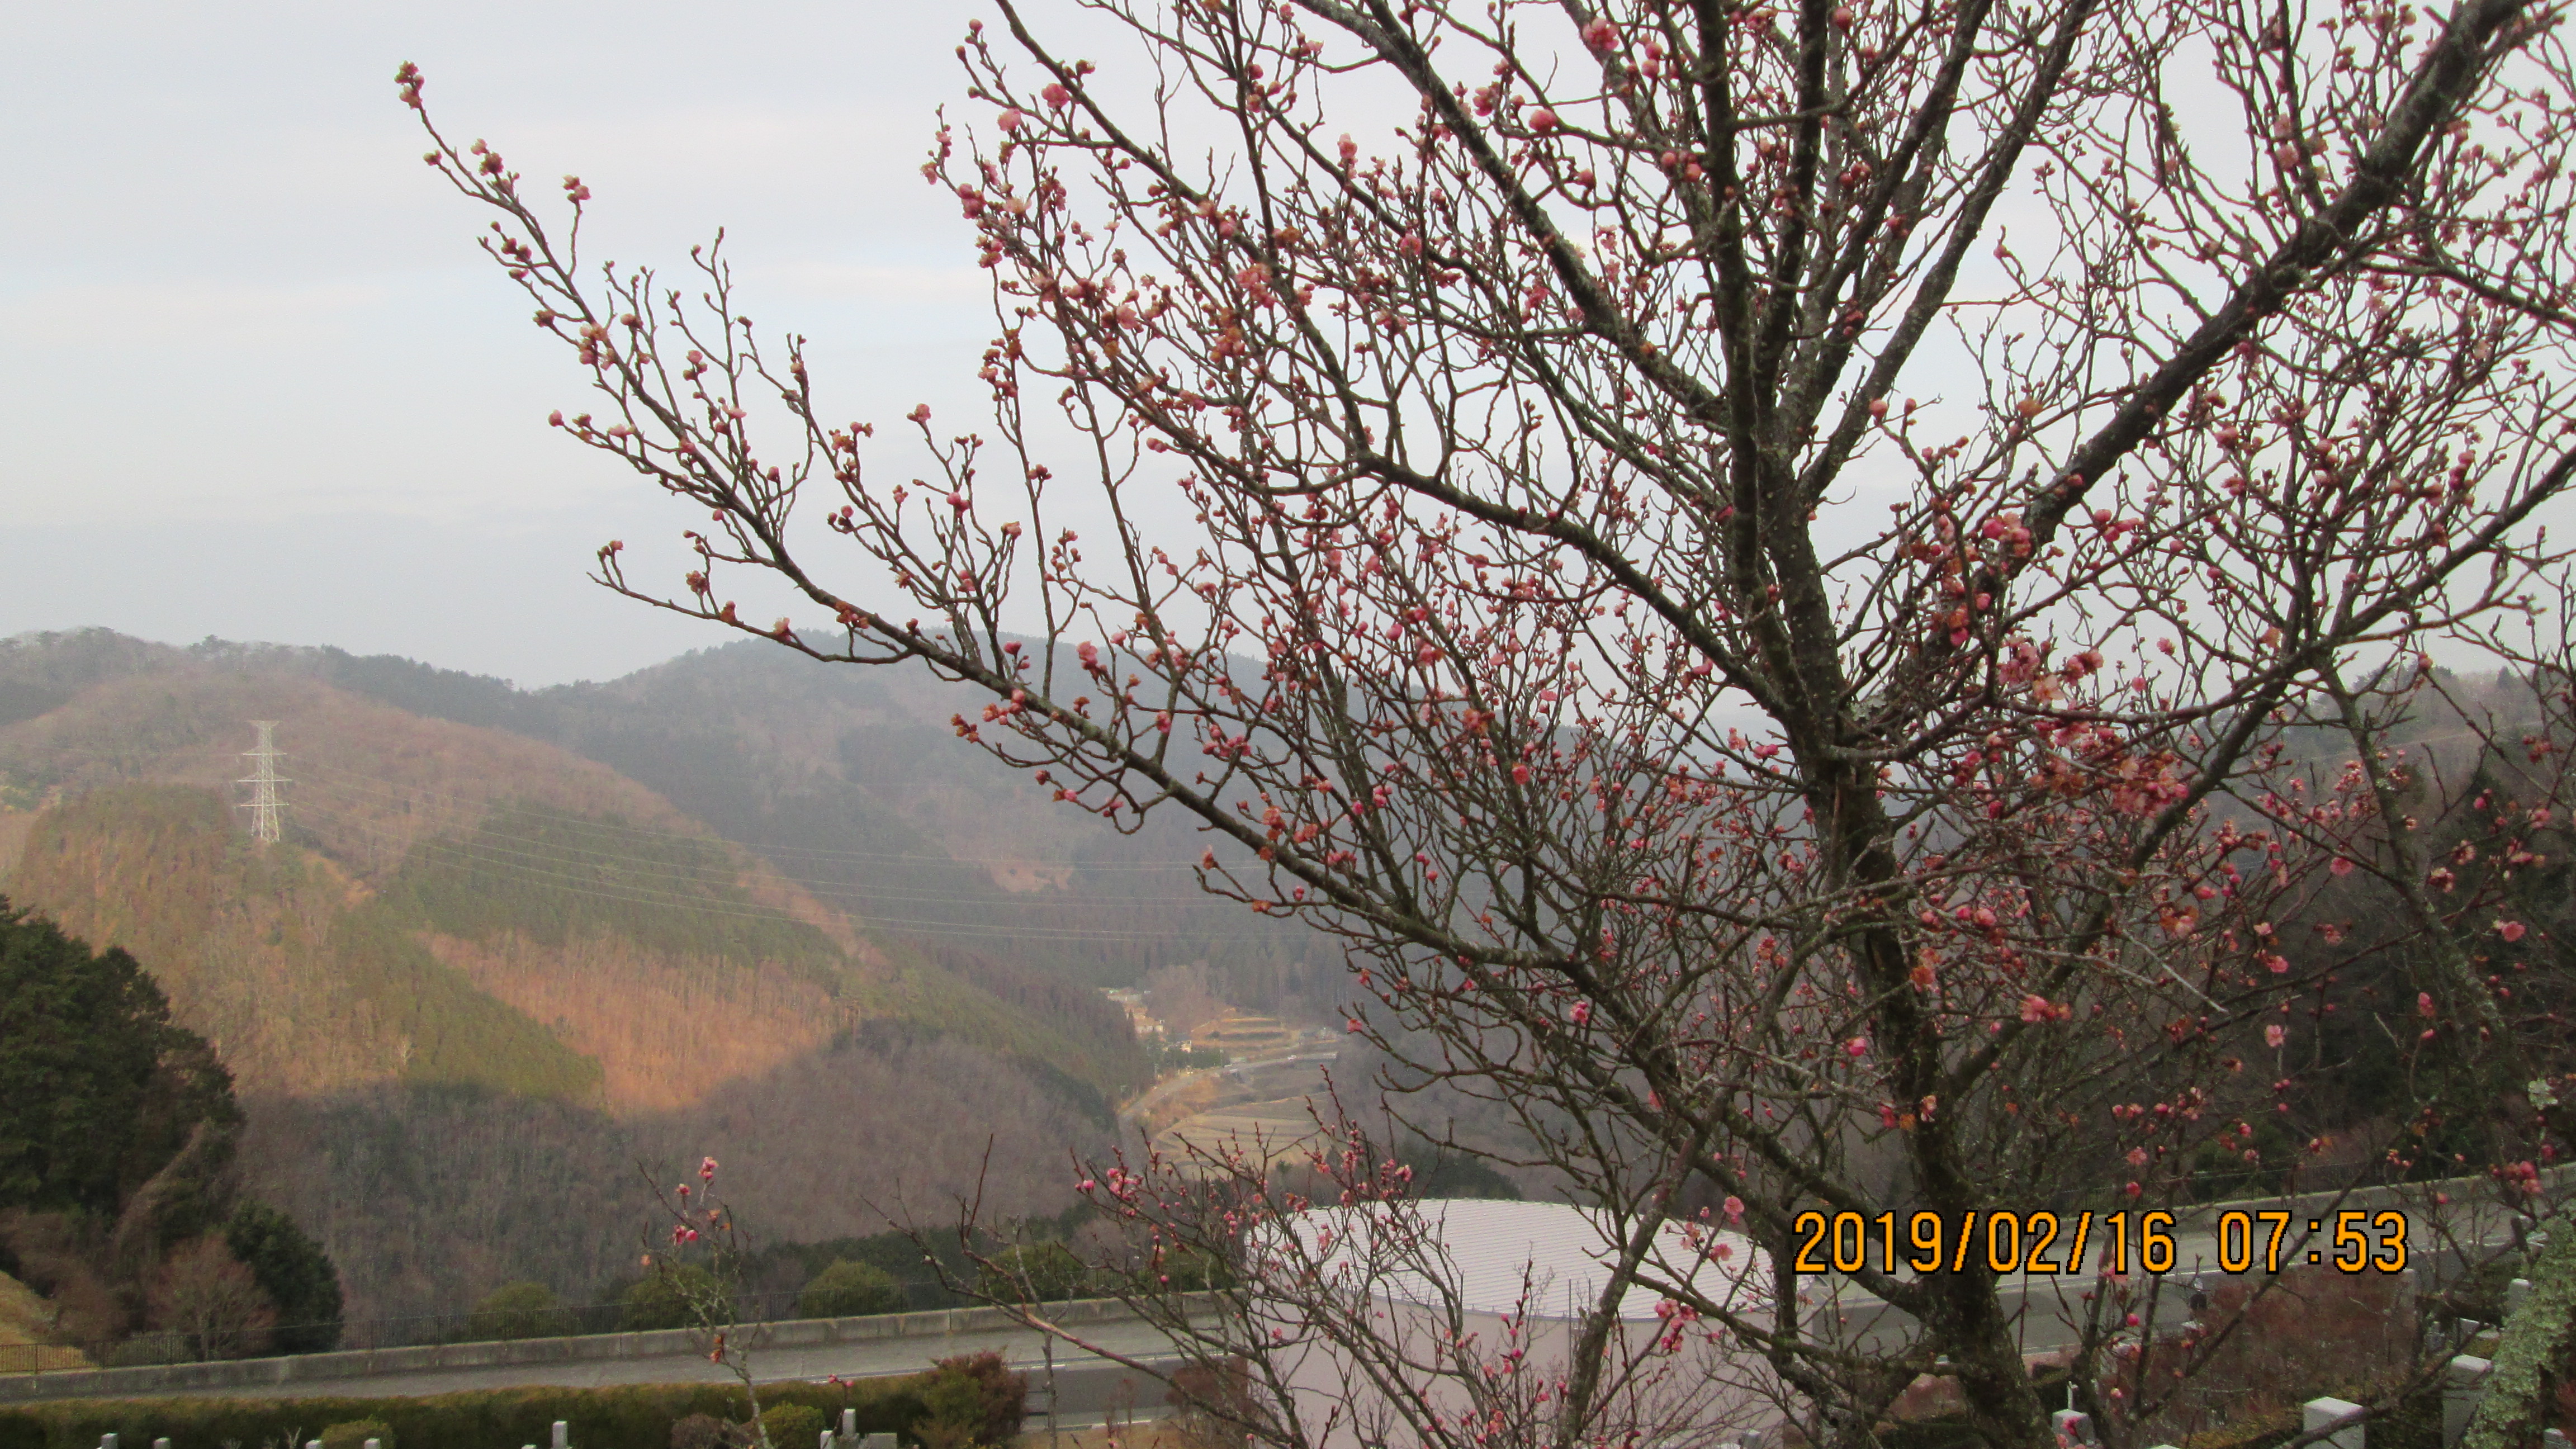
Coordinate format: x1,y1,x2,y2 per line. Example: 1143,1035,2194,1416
0,1372,932,1449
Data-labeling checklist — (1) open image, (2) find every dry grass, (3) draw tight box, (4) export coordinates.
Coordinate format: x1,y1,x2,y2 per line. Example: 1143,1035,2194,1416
0,1270,93,1372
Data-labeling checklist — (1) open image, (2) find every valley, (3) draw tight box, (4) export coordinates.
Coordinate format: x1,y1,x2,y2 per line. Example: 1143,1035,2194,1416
0,628,1348,1358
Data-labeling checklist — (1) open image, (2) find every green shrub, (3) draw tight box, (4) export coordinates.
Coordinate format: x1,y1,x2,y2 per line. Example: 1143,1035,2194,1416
319,1418,396,1449
670,1412,738,1449
0,1375,931,1449
918,1351,1027,1448
470,1280,575,1341
974,1242,1086,1303
622,1262,722,1331
759,1401,827,1448
797,1260,905,1319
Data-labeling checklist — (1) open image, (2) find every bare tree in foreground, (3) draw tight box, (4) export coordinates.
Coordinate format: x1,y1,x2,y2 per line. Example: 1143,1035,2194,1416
401,0,2576,1442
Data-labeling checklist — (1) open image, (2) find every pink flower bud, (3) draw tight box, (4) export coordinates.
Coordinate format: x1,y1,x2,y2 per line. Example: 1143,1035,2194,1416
1844,1036,1869,1058
908,403,932,424
2500,920,2528,942
1528,108,1559,134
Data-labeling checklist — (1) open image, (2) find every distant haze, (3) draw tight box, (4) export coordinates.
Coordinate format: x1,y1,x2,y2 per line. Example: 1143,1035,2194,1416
1,1,1016,684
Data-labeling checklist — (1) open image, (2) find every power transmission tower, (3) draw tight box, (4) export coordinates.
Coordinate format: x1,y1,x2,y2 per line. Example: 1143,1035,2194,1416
237,720,288,843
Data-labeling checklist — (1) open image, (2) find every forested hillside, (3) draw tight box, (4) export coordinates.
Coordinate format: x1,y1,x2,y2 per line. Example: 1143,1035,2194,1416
0,629,1204,1338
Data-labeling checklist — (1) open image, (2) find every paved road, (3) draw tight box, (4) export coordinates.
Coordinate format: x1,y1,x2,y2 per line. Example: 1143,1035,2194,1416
104,1317,1191,1404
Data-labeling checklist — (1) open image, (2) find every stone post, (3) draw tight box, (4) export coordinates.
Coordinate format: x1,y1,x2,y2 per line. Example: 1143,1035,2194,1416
2303,1397,2365,1449
2446,1355,2494,1447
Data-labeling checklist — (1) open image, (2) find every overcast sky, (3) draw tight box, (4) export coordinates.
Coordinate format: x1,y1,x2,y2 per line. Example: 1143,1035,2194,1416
1,1,1025,685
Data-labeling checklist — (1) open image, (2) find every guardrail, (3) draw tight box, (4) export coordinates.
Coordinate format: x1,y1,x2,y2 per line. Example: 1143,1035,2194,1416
0,1296,1165,1405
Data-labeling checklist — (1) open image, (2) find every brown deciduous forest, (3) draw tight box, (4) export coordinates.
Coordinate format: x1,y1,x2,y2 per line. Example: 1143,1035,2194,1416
0,628,1298,1334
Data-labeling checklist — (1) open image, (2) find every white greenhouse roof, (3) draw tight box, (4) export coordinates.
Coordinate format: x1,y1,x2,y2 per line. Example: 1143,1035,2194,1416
1259,1197,1760,1322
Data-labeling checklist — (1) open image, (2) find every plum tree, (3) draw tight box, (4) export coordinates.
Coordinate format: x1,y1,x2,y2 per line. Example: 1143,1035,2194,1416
402,1,2576,1444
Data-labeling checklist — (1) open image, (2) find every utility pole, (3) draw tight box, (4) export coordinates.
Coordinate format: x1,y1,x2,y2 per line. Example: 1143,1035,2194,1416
237,720,287,843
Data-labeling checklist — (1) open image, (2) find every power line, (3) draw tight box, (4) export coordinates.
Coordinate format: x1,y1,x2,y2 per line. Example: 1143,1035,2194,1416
5,736,1225,871
287,779,1258,915
287,797,1256,944
288,756,1216,872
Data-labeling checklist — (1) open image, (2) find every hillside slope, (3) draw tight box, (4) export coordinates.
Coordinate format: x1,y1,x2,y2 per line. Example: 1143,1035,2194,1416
314,636,1342,1008
0,645,1142,1327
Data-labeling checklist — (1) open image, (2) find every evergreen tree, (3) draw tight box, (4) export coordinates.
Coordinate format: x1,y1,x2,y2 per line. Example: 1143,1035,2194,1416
0,899,237,1218
224,1200,344,1353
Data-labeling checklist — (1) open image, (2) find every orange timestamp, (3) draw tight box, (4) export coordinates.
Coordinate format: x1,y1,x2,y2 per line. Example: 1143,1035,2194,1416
1788,1208,2413,1277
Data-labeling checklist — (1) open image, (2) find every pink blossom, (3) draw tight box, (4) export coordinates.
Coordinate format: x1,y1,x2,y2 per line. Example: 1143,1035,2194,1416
2265,1024,2287,1048
997,108,1027,132
699,1156,718,1181
2330,856,2356,876
2019,995,2054,1024
1043,82,1073,108
2500,920,2528,943
908,403,932,424
2418,991,2437,1017
1569,1001,1592,1026
1722,1195,1744,1224
1844,1036,1869,1058
1528,107,1559,134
